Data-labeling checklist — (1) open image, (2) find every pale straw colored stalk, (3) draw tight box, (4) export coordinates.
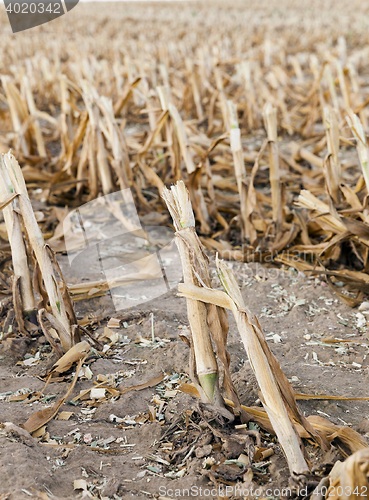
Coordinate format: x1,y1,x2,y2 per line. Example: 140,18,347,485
3,152,72,351
185,58,204,121
227,100,248,239
83,92,113,195
336,59,351,111
98,96,130,190
23,75,47,158
323,107,341,202
239,61,257,130
263,102,283,231
324,65,340,111
215,259,308,474
1,76,29,156
346,112,369,194
162,181,221,405
0,157,36,322
214,65,230,128
60,75,72,158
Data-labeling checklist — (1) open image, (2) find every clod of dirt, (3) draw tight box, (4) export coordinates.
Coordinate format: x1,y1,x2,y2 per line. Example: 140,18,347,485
195,444,212,458
1,422,36,447
208,462,245,481
0,338,30,361
222,438,245,458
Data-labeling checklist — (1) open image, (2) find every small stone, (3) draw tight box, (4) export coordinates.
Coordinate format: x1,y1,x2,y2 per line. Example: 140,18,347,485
359,302,369,312
272,333,282,343
195,444,212,459
357,419,369,434
83,433,92,445
133,459,145,466
356,313,366,328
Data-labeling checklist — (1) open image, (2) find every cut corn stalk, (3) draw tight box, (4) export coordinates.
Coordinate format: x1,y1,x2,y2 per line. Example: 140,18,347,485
227,100,248,239
323,107,341,202
1,151,75,352
185,58,204,121
163,181,243,419
59,75,72,158
83,93,113,195
162,181,220,405
346,112,369,194
1,76,29,156
214,65,230,128
324,65,340,111
263,102,283,231
0,157,36,325
22,75,47,158
215,258,309,474
98,96,131,190
336,59,351,111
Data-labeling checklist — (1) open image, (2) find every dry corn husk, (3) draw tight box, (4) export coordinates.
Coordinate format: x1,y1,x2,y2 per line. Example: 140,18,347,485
326,449,369,500
179,382,368,457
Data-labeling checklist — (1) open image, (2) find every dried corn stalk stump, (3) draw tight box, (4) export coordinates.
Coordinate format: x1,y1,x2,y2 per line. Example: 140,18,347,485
0,151,79,355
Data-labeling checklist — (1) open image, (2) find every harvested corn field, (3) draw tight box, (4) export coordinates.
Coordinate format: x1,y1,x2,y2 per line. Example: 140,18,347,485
1,1,369,499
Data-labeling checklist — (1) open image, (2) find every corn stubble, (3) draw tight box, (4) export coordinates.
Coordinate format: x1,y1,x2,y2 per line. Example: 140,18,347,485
0,152,78,354
163,181,246,421
167,180,328,474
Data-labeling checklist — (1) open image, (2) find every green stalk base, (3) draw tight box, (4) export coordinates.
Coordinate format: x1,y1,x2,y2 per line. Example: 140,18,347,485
199,372,217,403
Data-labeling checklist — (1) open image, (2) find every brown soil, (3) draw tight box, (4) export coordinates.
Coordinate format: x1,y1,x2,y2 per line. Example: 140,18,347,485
1,259,369,500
